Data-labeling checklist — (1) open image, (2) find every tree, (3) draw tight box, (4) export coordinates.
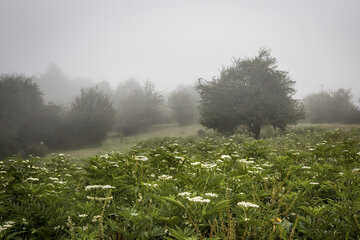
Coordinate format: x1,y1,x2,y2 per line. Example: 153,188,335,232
65,87,115,147
197,49,304,138
168,86,199,126
303,89,360,123
116,80,163,135
0,75,46,158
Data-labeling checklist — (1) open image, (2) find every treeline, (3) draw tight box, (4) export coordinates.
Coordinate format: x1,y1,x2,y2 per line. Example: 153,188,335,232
0,74,199,159
303,88,360,124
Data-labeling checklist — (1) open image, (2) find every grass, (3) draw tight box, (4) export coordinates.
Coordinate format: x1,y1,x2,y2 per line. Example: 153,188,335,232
46,124,210,159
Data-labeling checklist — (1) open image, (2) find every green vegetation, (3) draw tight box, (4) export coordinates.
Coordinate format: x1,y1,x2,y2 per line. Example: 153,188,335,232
1,126,360,239
197,49,304,138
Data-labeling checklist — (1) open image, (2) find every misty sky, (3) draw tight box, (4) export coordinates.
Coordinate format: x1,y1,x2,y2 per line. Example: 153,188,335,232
0,0,359,99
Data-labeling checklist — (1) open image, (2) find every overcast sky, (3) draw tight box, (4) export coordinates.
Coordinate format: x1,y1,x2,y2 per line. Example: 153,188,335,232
0,0,359,99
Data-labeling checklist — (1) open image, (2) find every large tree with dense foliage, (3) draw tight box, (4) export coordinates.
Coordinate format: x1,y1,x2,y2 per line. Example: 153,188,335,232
197,49,304,138
0,75,47,158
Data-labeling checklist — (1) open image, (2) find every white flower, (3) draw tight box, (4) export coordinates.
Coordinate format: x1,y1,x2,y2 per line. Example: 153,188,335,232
352,168,360,172
78,214,88,218
205,193,218,198
92,215,102,222
49,177,59,181
301,166,311,169
87,196,114,201
238,159,254,164
85,185,115,191
158,175,173,180
357,152,360,156
201,163,217,169
143,183,158,187
59,153,65,157
100,154,109,159
130,212,139,217
178,192,191,197
135,155,148,161
54,180,66,184
262,163,273,167
221,155,231,160
25,177,39,182
190,162,201,166
237,201,259,208
309,182,319,185
187,196,210,203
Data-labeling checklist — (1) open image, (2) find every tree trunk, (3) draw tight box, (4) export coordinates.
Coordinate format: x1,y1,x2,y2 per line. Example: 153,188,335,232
248,123,261,139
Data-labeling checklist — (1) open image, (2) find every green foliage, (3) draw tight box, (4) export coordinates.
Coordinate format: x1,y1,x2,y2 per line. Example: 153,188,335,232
0,75,47,158
1,127,360,239
65,87,115,147
303,88,360,124
197,49,304,138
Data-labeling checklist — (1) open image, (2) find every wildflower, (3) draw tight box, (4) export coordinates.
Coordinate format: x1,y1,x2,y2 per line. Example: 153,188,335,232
201,163,217,169
309,182,319,185
49,177,59,181
357,152,360,156
158,175,173,180
130,212,139,217
301,166,311,169
54,180,66,184
87,196,113,201
25,177,39,182
238,159,254,164
92,215,102,222
187,196,210,203
143,183,158,187
85,185,115,191
78,214,88,218
237,201,259,208
100,154,109,159
352,168,360,172
135,155,148,161
221,155,231,160
262,163,273,167
54,225,61,230
190,162,201,166
178,192,191,197
205,193,218,198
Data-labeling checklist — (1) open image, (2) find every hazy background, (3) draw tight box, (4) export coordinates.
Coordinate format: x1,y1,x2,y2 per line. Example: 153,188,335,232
0,0,359,99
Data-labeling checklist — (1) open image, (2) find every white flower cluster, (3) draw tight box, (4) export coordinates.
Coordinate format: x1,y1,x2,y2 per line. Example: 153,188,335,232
85,185,115,191
0,221,15,232
92,215,102,222
201,163,217,169
221,155,231,160
99,154,109,160
135,155,148,161
205,193,218,198
143,183,158,187
87,196,113,201
238,159,255,164
25,177,39,182
237,201,259,208
309,182,319,185
187,196,210,203
301,166,311,169
78,214,88,218
190,162,201,166
158,175,173,180
178,192,191,197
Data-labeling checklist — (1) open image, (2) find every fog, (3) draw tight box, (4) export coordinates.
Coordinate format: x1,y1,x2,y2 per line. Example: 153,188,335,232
1,0,359,100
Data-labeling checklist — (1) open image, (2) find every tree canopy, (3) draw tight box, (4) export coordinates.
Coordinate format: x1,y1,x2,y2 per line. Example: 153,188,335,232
197,49,304,138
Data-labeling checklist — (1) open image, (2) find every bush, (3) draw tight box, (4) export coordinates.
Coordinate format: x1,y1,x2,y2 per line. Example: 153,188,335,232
116,81,163,135
65,87,115,147
0,75,48,158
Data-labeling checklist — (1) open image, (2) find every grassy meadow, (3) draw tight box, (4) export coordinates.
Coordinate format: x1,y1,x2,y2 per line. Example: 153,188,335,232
1,124,360,239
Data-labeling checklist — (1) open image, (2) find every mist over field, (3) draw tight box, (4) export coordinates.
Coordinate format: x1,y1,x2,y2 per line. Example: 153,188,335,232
1,1,360,239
